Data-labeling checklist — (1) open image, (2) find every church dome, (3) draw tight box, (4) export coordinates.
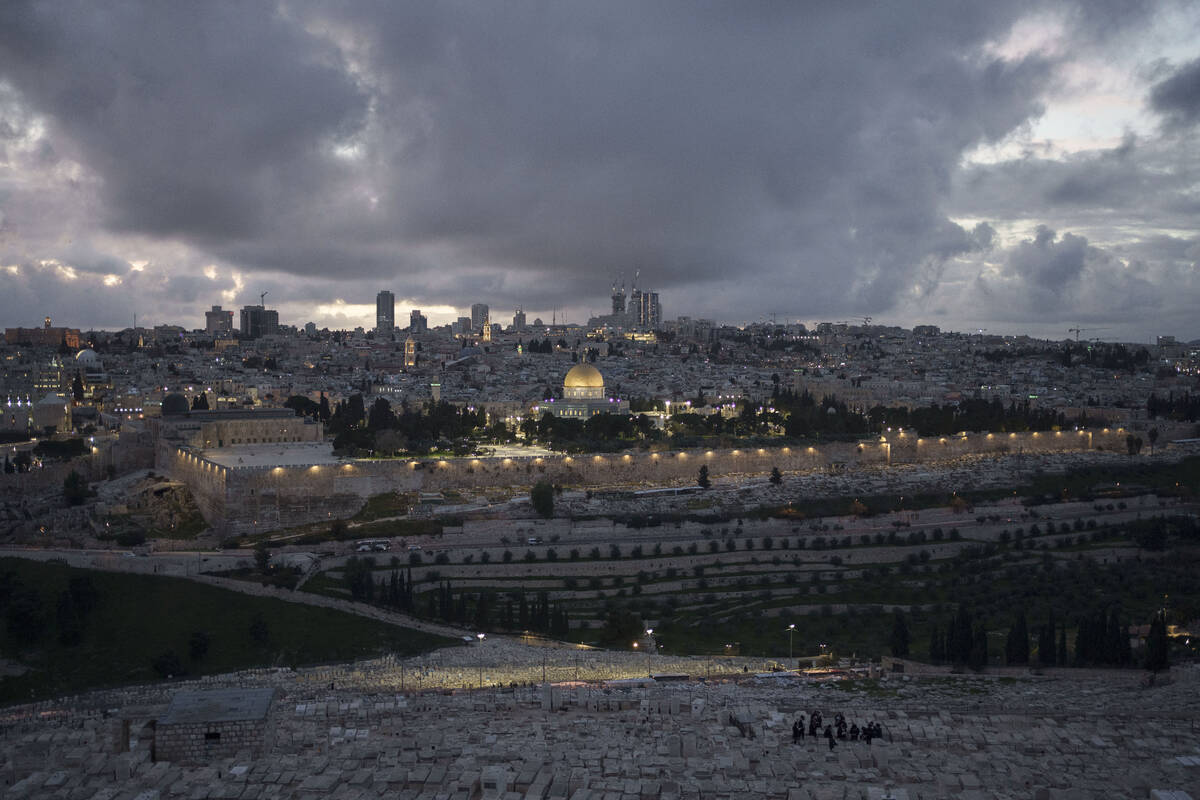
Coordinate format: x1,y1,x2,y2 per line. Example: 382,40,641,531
564,363,604,389
162,393,191,416
75,348,100,366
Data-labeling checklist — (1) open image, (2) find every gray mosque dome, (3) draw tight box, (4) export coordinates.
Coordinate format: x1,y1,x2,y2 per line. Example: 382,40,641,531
162,393,191,416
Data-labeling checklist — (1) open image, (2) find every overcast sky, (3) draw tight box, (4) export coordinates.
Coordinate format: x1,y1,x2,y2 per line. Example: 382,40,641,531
1,2,1198,342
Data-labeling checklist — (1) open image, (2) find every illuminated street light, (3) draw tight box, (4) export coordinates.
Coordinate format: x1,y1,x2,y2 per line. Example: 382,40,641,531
476,633,485,688
787,623,796,661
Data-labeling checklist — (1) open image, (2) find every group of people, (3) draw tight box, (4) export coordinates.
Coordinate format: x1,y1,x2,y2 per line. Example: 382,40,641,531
791,711,884,750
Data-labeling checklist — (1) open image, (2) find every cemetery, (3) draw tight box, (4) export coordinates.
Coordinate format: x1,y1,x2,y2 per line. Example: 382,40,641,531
0,635,1197,799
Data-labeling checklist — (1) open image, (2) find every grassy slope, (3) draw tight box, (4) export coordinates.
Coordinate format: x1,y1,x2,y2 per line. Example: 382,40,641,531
0,558,456,703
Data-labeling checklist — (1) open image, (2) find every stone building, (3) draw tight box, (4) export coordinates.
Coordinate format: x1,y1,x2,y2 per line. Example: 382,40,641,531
152,394,323,450
155,688,276,763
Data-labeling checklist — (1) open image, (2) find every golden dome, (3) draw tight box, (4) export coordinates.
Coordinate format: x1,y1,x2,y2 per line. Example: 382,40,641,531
564,363,604,389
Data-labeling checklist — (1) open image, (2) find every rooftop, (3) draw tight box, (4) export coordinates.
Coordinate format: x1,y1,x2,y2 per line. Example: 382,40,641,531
158,687,275,725
199,442,340,469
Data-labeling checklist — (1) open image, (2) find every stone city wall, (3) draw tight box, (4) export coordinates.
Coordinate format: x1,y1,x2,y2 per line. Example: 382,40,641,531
170,427,1130,535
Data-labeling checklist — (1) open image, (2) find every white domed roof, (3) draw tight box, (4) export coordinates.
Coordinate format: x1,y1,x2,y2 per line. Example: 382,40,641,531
75,348,100,366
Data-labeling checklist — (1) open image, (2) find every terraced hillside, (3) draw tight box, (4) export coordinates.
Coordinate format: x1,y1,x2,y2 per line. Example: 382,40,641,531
301,488,1198,662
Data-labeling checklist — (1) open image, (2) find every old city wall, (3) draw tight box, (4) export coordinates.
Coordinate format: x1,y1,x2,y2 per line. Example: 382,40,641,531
413,441,886,491
163,446,230,529
188,427,1131,534
368,428,1129,494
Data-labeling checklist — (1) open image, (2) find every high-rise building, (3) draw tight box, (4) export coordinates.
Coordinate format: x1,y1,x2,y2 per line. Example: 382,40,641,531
512,308,527,332
409,309,428,333
611,281,626,316
205,305,234,336
375,291,395,336
239,305,279,340
644,292,661,329
456,317,473,336
470,303,489,333
626,289,661,329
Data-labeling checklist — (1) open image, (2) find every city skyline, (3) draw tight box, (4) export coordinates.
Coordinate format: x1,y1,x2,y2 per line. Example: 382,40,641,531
1,3,1199,341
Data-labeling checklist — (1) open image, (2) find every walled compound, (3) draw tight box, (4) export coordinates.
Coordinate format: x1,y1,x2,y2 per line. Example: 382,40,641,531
156,405,1132,535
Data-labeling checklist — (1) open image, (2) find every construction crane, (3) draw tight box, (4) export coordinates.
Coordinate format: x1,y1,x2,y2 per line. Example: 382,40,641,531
260,291,269,307
1068,326,1109,342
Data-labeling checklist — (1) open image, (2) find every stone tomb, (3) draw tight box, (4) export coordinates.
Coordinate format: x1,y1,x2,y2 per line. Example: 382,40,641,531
154,688,276,763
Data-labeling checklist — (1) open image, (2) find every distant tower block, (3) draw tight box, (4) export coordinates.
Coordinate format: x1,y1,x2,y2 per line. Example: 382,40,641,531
470,303,489,332
611,278,626,316
376,290,395,336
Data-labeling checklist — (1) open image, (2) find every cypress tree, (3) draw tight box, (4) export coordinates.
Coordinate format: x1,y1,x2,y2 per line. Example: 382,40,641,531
1006,611,1029,665
950,605,973,665
1057,625,1068,667
1038,623,1054,667
968,624,988,671
1145,611,1169,673
889,609,910,658
1106,608,1125,666
928,623,944,665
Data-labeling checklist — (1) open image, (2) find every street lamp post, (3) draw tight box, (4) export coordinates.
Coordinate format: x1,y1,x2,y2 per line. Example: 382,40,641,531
787,623,796,662
644,628,654,677
476,633,485,688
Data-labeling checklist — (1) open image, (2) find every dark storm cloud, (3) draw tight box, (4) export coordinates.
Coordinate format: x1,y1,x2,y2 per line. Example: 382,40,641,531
0,0,369,241
0,0,1063,320
951,134,1199,232
967,225,1168,325
1150,56,1200,127
1006,226,1087,291
0,0,1190,333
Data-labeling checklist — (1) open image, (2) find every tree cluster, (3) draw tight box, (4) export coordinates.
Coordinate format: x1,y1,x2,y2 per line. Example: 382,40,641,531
928,605,988,670
870,397,1067,436
1147,391,1200,422
1072,607,1133,668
